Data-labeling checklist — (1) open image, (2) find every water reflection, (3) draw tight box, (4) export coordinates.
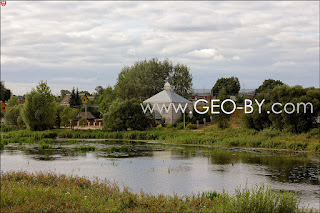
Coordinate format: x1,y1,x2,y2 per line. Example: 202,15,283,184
1,140,319,209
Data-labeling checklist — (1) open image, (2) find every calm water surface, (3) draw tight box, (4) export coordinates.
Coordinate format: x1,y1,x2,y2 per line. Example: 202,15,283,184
1,140,319,209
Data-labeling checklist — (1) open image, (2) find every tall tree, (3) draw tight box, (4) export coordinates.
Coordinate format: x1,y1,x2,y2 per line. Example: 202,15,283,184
69,87,81,108
21,81,56,131
169,63,193,98
211,76,240,96
115,58,193,99
94,86,116,114
0,81,11,102
255,79,284,93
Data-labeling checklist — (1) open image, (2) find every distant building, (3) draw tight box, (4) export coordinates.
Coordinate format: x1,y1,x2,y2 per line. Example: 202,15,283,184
60,93,94,106
143,82,192,124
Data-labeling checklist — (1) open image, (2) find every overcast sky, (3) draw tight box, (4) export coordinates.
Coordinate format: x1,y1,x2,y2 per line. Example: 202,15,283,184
1,1,319,96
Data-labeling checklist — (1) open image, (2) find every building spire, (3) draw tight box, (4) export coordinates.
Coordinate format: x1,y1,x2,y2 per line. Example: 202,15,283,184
164,82,171,91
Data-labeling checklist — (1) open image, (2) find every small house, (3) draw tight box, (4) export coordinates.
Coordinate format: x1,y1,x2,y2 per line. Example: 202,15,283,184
143,83,192,124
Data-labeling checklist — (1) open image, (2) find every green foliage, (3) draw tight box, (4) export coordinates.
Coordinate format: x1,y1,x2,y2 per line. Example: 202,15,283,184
1,172,307,213
175,122,184,130
0,81,11,102
60,106,79,127
166,124,173,128
69,87,81,107
169,63,193,98
186,123,197,129
115,58,193,99
211,76,240,95
6,95,20,107
244,85,320,133
215,88,232,129
214,184,302,213
74,146,96,152
94,86,116,114
255,79,284,93
107,145,130,153
104,98,152,131
201,191,219,200
4,104,23,126
79,117,88,127
21,81,57,131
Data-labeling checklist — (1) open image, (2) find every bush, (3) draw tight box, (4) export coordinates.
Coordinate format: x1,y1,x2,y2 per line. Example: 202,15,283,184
166,124,173,128
186,123,197,130
176,122,184,130
79,117,88,127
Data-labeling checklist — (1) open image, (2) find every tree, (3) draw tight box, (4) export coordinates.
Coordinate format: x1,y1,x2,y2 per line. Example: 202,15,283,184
211,76,240,96
60,106,79,127
115,58,193,99
21,81,57,131
94,86,116,114
169,63,193,98
0,81,11,102
255,79,284,93
215,88,232,129
55,103,65,128
60,90,71,98
104,98,152,131
4,95,22,126
69,87,81,108
5,105,23,126
79,117,88,127
7,95,20,107
243,85,320,133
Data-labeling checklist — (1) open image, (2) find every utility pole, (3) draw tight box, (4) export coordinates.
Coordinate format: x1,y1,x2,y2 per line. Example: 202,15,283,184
183,111,185,129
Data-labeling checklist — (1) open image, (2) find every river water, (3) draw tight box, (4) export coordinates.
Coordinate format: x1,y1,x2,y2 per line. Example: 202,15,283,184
1,140,319,210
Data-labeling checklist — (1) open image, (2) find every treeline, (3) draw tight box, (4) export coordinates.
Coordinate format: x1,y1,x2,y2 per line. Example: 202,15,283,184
243,85,320,133
1,58,319,134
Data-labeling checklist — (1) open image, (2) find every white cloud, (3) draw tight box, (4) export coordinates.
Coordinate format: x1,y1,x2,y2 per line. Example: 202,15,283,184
1,1,319,95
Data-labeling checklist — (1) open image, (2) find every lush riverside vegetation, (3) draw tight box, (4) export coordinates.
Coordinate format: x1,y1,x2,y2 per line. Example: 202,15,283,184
1,171,311,213
1,124,319,152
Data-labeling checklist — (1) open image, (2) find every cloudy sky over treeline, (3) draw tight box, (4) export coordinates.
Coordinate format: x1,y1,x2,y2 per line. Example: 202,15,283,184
1,1,319,95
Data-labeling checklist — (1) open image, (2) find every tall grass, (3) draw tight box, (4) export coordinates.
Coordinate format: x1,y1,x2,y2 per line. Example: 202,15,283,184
1,171,311,213
1,126,319,152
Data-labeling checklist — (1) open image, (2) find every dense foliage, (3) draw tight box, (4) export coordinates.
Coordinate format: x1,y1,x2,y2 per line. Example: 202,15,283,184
211,76,240,96
21,81,57,131
1,172,307,213
255,79,284,93
4,96,24,126
69,87,81,107
243,85,320,133
0,81,11,102
104,98,153,131
115,58,193,99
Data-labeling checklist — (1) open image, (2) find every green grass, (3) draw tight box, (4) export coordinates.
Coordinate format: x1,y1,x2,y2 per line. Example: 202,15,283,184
2,126,319,152
73,145,96,152
107,145,130,153
56,127,320,152
1,171,312,213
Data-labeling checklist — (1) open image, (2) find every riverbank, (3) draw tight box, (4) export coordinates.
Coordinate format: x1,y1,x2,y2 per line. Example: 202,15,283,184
1,171,310,213
1,125,319,152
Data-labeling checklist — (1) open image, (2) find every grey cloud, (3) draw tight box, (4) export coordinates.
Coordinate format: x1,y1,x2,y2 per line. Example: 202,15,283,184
1,1,318,95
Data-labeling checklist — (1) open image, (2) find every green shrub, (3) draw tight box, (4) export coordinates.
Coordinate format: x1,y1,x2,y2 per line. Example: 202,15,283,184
175,122,184,130
186,123,197,130
166,124,173,128
79,117,88,127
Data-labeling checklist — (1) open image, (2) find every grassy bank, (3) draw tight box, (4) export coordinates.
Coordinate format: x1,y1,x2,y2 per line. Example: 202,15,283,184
1,115,320,152
1,171,310,213
1,126,320,152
